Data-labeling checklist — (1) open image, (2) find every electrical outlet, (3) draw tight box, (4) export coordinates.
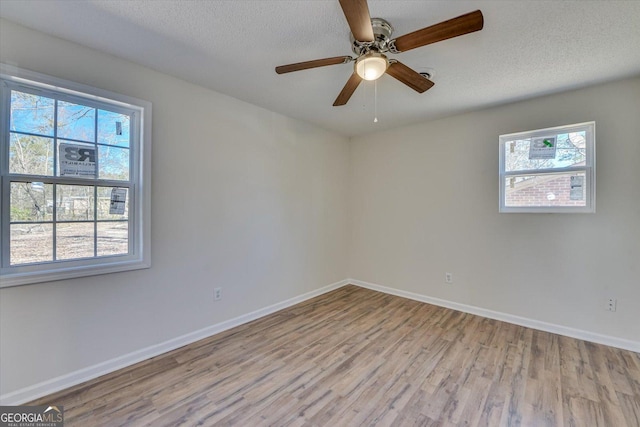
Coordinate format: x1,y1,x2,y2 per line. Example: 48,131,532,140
214,287,222,301
606,297,616,312
445,272,453,284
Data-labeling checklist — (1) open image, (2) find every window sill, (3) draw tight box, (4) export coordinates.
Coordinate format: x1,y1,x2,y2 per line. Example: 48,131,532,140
0,258,150,288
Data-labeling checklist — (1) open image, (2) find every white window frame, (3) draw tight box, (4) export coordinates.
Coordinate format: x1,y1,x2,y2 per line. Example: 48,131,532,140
499,121,595,213
0,64,151,287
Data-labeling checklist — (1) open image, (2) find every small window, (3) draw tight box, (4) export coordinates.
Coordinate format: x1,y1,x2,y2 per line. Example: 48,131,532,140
1,65,151,287
499,122,595,213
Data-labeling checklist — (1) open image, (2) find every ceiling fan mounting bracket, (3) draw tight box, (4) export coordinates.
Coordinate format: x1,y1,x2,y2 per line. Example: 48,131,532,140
350,18,395,56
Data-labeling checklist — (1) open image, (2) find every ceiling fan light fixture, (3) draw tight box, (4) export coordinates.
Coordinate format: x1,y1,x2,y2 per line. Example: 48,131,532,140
355,52,388,81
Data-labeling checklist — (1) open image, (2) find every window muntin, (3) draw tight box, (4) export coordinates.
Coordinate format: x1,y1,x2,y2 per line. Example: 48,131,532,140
1,65,151,287
499,122,595,213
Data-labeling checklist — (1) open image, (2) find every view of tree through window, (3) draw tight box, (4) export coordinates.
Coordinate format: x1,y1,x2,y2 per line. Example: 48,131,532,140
1,67,149,287
7,89,131,265
505,132,586,170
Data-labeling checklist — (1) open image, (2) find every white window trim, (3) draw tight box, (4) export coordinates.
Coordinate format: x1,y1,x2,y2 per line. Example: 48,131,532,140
0,64,151,287
499,121,596,213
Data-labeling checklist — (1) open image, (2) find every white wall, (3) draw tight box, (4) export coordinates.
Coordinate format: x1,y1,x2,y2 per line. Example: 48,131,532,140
349,76,640,345
0,19,350,397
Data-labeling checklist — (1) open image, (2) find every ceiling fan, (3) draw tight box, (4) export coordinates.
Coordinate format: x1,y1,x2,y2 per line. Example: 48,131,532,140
275,0,483,106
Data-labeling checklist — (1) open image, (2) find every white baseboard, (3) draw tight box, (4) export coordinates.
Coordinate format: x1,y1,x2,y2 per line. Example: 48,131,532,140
0,279,350,406
349,279,640,353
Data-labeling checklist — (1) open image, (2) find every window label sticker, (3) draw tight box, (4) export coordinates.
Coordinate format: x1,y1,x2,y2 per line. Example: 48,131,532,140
529,136,557,159
570,176,584,200
109,188,127,215
59,143,97,177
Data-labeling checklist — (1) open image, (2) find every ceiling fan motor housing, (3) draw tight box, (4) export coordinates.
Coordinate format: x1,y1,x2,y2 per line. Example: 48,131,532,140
350,18,395,55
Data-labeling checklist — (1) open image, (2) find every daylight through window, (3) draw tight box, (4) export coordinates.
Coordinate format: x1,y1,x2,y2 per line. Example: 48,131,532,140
1,66,151,287
499,122,595,213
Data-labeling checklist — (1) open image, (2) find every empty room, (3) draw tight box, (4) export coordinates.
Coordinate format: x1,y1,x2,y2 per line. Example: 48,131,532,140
0,1,639,426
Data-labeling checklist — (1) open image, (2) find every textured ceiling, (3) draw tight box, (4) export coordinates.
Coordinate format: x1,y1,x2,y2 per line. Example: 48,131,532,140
1,0,640,137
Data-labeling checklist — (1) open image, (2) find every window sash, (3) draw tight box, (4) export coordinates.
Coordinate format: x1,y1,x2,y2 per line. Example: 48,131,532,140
502,165,590,178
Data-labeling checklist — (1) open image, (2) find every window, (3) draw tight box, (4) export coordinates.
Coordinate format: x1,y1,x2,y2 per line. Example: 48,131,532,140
1,65,151,287
499,122,595,213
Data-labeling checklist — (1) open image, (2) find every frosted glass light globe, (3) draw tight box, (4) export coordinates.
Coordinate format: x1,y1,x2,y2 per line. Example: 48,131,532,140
355,53,389,81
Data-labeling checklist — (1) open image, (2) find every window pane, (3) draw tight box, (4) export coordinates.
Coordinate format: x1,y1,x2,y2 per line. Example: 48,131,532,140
505,172,587,208
98,146,130,181
56,222,95,260
97,187,129,220
98,110,130,147
9,133,54,176
10,90,54,136
10,223,53,265
56,185,95,221
10,182,53,222
97,222,128,256
504,132,587,172
57,101,95,142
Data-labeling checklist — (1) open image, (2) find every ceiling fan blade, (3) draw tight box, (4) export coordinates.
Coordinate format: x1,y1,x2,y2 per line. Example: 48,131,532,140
393,10,483,52
339,0,374,42
333,73,363,106
386,61,434,93
275,56,352,74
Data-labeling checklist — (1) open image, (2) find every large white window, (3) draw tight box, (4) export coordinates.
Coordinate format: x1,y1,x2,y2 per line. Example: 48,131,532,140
0,65,151,287
499,122,595,213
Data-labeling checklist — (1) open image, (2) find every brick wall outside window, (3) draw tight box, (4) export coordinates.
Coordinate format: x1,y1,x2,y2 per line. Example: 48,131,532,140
505,174,585,207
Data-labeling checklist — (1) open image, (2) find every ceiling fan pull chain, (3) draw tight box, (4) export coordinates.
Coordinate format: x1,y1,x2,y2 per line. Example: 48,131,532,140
374,79,378,123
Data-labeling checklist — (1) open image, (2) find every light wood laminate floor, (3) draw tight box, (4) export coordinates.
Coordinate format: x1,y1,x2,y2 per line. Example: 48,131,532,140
31,285,640,426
